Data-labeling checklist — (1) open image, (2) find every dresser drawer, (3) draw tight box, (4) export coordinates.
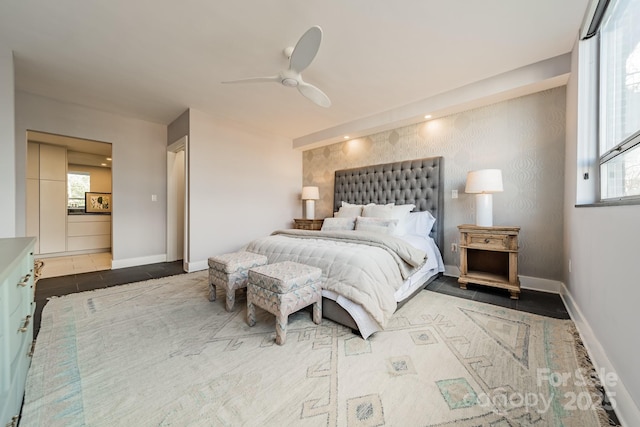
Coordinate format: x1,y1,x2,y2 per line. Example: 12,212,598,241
296,223,315,230
0,237,36,427
8,306,32,363
466,233,509,250
293,219,324,230
5,276,30,316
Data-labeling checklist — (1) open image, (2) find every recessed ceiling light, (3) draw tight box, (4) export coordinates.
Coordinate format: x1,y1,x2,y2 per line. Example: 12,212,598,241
344,136,350,139
101,163,107,166
424,114,432,119
106,157,112,161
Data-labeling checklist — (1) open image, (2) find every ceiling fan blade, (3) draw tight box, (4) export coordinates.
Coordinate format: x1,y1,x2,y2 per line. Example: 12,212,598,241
298,81,331,108
289,26,323,73
222,76,280,84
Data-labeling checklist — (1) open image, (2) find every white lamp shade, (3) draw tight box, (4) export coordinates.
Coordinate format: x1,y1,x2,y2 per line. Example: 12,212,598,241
301,186,320,200
465,169,503,194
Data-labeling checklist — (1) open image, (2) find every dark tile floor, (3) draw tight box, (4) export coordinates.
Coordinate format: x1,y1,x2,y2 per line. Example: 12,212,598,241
425,274,571,319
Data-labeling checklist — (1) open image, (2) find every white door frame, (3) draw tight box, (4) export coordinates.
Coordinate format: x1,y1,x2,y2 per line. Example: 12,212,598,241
167,135,189,270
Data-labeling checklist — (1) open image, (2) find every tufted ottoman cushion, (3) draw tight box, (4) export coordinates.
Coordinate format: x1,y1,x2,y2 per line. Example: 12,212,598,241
208,251,268,311
247,261,322,345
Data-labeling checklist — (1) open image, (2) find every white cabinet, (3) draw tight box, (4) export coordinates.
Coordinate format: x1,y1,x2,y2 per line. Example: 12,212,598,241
0,238,36,427
67,215,111,251
39,144,67,181
27,143,67,255
25,179,39,254
26,143,40,254
39,180,67,254
39,145,67,254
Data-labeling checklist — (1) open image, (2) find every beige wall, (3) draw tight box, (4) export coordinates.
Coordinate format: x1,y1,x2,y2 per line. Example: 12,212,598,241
186,108,301,271
303,87,566,280
15,91,167,265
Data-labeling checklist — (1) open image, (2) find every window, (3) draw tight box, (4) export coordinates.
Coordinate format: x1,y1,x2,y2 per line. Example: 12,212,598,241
598,0,640,200
68,172,90,209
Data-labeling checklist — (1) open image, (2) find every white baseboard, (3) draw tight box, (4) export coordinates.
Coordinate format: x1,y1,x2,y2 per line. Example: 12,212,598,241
184,259,208,273
111,255,208,273
443,264,460,277
111,254,167,269
443,264,563,294
520,275,562,294
561,285,640,426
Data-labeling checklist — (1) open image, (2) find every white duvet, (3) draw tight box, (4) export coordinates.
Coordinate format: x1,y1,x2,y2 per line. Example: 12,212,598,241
245,229,427,328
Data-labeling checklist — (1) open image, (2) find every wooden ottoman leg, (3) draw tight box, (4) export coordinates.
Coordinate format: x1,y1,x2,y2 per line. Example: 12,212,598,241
275,314,288,345
312,299,322,325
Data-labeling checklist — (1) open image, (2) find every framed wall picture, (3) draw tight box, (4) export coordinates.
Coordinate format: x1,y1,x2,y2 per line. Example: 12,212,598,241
85,192,111,213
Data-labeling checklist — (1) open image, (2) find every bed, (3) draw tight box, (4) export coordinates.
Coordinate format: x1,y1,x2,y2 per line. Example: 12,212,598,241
246,156,444,338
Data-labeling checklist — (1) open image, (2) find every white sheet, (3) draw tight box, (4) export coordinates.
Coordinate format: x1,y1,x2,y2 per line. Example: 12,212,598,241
393,235,445,301
323,235,444,339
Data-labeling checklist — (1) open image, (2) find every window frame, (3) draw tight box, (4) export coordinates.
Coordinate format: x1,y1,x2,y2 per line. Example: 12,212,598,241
67,171,91,210
595,0,640,203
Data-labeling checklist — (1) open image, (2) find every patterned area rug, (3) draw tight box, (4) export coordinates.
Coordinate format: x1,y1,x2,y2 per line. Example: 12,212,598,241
22,272,612,426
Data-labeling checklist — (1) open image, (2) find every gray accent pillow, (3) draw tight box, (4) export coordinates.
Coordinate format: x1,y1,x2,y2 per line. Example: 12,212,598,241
354,216,399,234
321,217,356,231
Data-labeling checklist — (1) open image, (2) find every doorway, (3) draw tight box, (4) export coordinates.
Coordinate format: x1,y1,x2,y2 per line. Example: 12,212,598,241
26,130,113,278
167,136,188,271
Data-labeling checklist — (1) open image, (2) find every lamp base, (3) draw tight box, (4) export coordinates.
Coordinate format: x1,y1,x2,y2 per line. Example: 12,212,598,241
305,200,315,220
475,193,493,227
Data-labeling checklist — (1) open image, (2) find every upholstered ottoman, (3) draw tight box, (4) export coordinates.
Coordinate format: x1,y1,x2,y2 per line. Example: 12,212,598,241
247,261,322,345
208,251,268,311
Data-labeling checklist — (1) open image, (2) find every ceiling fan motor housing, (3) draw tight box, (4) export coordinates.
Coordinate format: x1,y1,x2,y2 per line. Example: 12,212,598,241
282,78,298,87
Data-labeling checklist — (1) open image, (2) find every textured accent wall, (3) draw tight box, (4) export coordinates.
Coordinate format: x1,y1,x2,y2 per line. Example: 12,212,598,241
302,87,566,280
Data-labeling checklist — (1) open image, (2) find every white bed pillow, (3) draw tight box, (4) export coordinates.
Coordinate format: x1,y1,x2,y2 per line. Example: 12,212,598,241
354,216,399,234
361,203,394,218
342,201,362,208
390,204,416,236
321,217,355,231
335,205,362,218
334,201,364,218
403,211,436,237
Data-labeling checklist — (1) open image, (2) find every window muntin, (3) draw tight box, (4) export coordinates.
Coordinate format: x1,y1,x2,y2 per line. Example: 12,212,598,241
601,144,640,198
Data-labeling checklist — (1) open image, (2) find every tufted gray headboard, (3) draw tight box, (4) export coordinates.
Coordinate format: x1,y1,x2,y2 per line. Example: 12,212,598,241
333,156,444,252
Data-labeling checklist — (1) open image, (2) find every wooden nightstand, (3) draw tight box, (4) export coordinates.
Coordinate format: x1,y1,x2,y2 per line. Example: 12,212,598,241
458,225,520,299
293,218,324,231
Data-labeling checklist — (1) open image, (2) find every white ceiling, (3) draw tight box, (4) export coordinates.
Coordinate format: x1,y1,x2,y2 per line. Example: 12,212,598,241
1,1,590,145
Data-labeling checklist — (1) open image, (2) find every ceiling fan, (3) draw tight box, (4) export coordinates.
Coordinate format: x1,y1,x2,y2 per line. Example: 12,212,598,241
222,26,331,108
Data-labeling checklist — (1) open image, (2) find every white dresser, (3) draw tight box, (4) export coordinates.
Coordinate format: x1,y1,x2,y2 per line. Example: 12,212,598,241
0,237,36,427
